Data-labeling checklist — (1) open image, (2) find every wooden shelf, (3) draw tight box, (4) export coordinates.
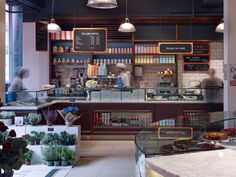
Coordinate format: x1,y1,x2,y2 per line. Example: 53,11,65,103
135,53,159,55
94,126,142,129
134,63,176,65
52,52,132,55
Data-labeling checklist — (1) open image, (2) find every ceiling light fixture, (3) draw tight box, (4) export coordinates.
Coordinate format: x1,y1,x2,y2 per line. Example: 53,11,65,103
215,19,224,33
48,0,61,33
87,0,118,9
118,0,136,33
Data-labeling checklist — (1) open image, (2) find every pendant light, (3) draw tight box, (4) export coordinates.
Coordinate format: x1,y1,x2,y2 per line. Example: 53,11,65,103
87,0,118,9
118,0,135,33
48,0,61,33
215,19,224,33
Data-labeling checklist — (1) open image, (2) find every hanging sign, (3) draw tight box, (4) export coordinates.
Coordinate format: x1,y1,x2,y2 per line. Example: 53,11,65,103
159,42,193,54
73,28,107,52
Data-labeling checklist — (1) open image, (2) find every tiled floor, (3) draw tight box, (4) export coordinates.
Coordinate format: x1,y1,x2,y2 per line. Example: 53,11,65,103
66,140,138,177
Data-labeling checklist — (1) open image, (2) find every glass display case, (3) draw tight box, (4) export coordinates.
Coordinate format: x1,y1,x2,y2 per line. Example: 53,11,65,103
135,117,235,177
6,89,50,106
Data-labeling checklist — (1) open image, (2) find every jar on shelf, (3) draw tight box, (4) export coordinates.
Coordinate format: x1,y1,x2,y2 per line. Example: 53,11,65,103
52,46,58,53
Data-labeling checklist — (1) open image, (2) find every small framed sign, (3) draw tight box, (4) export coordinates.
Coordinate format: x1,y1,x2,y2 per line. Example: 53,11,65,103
36,21,48,51
158,127,193,140
15,116,24,126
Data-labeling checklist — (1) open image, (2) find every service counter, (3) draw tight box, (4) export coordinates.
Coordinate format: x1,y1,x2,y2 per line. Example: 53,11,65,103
0,99,223,135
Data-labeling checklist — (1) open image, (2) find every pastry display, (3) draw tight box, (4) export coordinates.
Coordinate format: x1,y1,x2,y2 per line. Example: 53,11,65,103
203,132,228,140
160,144,174,153
221,128,236,136
173,139,193,151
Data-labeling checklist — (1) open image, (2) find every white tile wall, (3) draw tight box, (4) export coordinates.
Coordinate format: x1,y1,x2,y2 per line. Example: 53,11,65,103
179,41,224,87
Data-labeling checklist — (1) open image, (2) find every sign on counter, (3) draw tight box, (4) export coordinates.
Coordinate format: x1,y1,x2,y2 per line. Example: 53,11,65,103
158,127,193,139
73,28,107,52
159,42,193,54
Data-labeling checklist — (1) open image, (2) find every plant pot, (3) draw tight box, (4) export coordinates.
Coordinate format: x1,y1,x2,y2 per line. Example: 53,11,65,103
46,161,54,166
54,161,61,166
61,160,68,166
46,121,53,126
25,160,31,165
35,139,40,145
1,119,12,126
0,170,14,177
65,121,73,127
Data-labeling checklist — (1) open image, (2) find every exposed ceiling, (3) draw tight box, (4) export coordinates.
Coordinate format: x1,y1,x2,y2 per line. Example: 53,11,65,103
5,0,223,22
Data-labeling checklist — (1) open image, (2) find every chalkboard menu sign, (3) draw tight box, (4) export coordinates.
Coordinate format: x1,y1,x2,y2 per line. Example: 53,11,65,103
193,43,209,54
184,56,209,63
158,127,193,139
36,21,48,51
184,64,209,71
73,28,107,52
159,42,193,54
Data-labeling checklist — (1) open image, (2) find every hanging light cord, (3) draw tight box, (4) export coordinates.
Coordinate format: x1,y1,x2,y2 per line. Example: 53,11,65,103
51,0,54,19
126,0,128,18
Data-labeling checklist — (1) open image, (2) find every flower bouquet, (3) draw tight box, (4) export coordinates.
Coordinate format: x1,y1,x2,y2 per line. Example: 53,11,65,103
0,121,28,177
57,107,82,127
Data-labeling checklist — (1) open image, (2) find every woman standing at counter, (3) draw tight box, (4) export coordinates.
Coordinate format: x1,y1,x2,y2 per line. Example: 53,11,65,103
7,67,29,102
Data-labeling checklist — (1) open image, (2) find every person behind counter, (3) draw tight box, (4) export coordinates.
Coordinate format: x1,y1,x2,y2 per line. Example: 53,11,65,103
115,63,131,88
198,68,223,102
7,67,29,102
199,68,223,88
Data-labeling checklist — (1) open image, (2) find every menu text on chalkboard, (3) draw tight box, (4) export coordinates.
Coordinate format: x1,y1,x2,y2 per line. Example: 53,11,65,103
159,42,193,54
184,56,209,63
73,28,107,52
184,64,209,71
193,43,209,54
158,127,193,139
36,21,48,51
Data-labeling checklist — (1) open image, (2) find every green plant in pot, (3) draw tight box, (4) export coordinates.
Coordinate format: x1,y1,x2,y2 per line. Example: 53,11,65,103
22,148,33,165
23,134,36,145
41,144,55,166
59,147,69,166
0,111,15,126
60,131,76,145
30,131,45,145
67,150,76,165
42,109,58,126
53,145,62,166
27,113,42,126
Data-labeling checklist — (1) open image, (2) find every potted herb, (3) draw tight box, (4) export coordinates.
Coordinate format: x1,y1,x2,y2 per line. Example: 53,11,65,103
60,131,76,145
42,133,60,145
59,147,69,166
53,145,62,166
41,145,55,166
30,131,45,145
68,150,76,165
0,111,15,126
23,149,33,165
42,109,58,126
26,135,36,145
27,113,42,126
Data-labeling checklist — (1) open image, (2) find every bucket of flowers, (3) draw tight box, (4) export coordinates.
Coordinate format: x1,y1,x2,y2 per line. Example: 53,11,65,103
0,121,28,177
57,107,82,127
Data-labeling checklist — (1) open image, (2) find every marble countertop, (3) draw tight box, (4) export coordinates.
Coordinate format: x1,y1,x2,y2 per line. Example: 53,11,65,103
145,149,236,177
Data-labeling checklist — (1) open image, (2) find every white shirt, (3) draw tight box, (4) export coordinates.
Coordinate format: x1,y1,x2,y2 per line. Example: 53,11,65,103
8,77,24,92
119,71,131,87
